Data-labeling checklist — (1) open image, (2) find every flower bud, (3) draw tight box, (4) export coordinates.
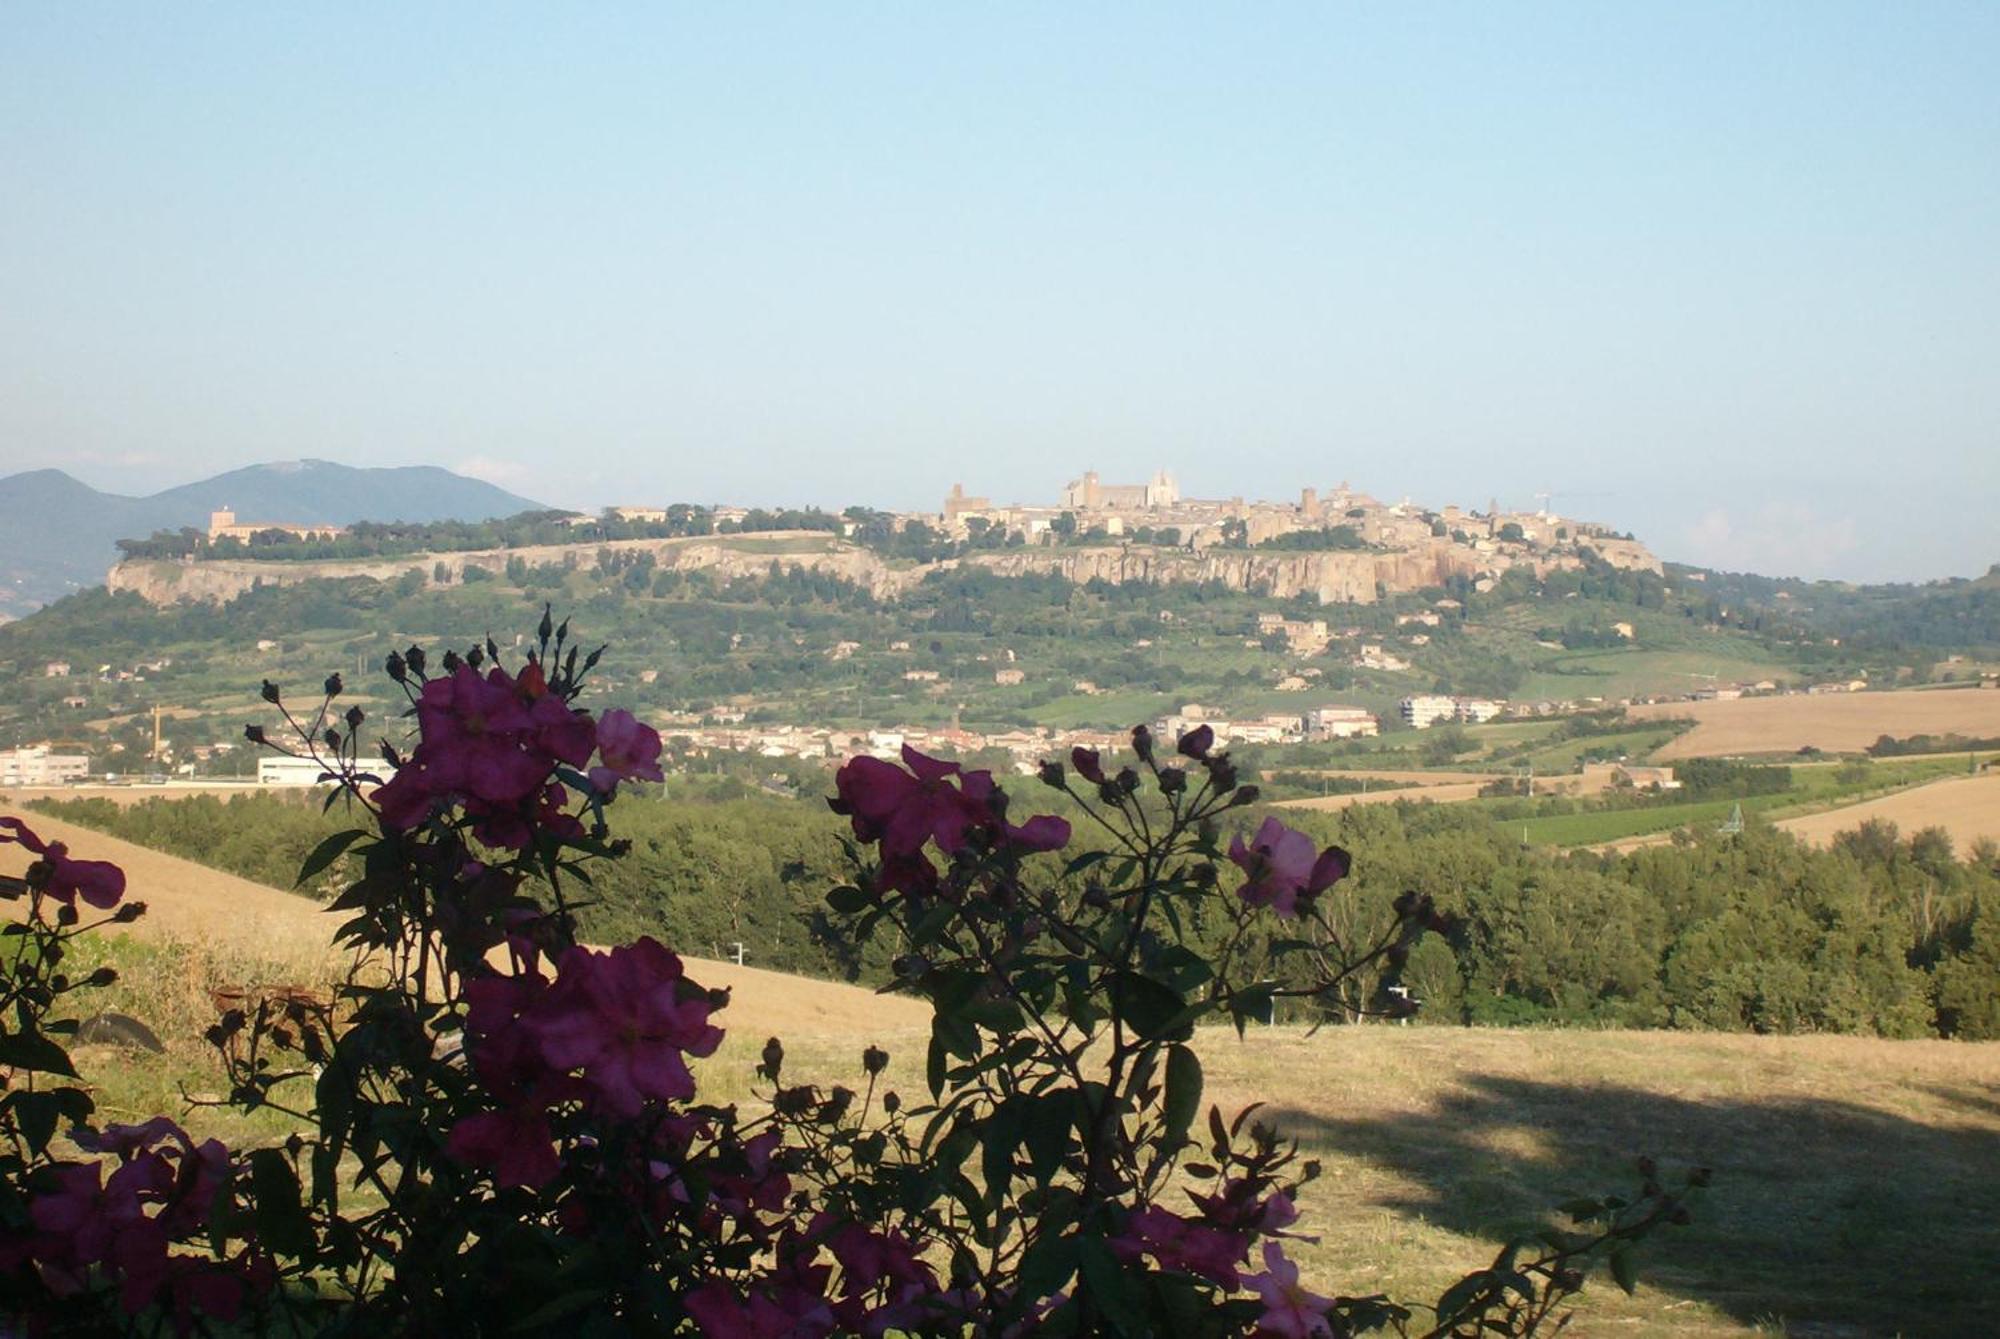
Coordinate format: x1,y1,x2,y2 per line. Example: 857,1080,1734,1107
440,649,462,672
56,903,78,926
385,650,407,682
114,902,146,923
404,645,426,675
1230,785,1261,807
759,1036,785,1083
1116,767,1141,795
323,672,343,698
1177,724,1214,759
345,705,365,729
883,1091,901,1115
260,680,281,705
1158,766,1186,794
863,1045,889,1077
324,729,342,751
243,724,265,745
1038,760,1065,789
86,967,119,988
1131,724,1154,763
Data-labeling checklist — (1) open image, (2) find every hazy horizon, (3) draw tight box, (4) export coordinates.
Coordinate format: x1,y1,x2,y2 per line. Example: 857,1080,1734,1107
3,5,1995,583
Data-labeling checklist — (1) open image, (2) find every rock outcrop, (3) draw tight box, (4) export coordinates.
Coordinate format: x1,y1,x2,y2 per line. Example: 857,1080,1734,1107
106,531,1656,608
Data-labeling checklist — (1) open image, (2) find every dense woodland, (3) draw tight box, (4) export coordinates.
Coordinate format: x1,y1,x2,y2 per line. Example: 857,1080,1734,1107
31,786,2000,1042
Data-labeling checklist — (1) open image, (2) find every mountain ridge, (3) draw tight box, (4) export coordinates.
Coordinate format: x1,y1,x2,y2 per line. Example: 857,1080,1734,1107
0,460,546,615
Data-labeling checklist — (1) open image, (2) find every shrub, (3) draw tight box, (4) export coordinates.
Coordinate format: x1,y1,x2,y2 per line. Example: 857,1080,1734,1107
0,610,1702,1335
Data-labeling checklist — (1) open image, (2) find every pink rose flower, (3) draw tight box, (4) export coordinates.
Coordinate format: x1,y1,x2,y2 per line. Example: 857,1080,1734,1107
1227,818,1351,919
446,1106,561,1190
1247,1241,1336,1338
0,816,126,908
1110,1205,1249,1286
830,747,997,859
529,938,725,1116
588,708,666,793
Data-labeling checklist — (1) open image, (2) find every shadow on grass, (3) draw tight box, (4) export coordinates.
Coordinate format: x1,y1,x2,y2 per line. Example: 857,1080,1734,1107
1269,1071,2000,1338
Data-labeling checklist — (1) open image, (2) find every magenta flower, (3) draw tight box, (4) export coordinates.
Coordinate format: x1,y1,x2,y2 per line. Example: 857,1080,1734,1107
516,662,598,768
1227,818,1351,919
684,1278,836,1339
1189,1180,1301,1235
1110,1205,1249,1286
529,938,725,1116
589,708,666,793
1177,724,1215,759
1069,747,1106,785
0,816,126,908
829,746,999,859
1247,1241,1336,1338
446,1106,560,1190
1004,814,1072,853
414,664,550,806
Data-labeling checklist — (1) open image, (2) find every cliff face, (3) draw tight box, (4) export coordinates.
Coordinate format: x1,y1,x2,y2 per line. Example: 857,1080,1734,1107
106,531,1657,607
956,541,1571,603
106,534,912,606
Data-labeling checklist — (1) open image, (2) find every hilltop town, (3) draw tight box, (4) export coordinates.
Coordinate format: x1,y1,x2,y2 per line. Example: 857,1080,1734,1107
104,470,1661,611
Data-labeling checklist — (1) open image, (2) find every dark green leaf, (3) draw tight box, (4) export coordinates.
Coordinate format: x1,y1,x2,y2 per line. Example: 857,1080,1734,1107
1610,1245,1638,1295
926,1034,947,1101
1077,1236,1147,1335
1162,1044,1203,1148
1112,971,1192,1042
825,884,871,914
249,1148,314,1259
0,1029,76,1077
294,829,369,888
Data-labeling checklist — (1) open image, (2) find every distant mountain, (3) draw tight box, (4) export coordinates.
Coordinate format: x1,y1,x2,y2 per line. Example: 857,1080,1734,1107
0,459,545,614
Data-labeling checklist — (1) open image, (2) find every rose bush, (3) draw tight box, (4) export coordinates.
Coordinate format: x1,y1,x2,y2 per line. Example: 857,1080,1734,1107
0,608,1702,1335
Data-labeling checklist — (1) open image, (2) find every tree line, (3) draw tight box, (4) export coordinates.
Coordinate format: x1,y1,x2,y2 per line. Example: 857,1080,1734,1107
29,787,2000,1041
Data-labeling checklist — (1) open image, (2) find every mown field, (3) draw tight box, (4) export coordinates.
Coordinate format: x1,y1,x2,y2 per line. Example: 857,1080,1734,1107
1630,689,2000,759
6,813,1997,1336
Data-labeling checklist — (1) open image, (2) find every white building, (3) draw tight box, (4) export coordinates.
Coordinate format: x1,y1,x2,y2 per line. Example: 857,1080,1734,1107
1400,695,1460,729
0,746,90,787
258,755,335,786
1305,706,1380,740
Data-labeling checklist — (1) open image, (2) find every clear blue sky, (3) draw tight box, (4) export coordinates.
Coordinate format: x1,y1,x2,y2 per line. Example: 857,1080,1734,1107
2,4,1995,581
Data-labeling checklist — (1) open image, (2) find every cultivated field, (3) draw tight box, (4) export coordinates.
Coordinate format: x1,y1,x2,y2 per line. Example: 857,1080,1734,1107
8,816,1998,1335
1274,781,1489,812
1775,771,2000,850
1629,689,2000,759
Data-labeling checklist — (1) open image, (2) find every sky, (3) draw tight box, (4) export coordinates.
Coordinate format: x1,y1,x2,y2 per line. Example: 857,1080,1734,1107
2,4,1995,583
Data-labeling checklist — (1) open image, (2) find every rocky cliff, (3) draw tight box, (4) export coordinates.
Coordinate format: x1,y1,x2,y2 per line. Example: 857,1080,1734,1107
106,531,1654,607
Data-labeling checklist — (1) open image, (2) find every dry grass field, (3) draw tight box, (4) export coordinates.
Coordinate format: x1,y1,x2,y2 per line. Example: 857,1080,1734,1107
9,814,1999,1336
1774,772,2000,850
1275,781,1490,812
1629,689,2000,760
